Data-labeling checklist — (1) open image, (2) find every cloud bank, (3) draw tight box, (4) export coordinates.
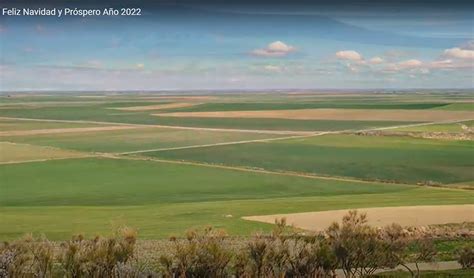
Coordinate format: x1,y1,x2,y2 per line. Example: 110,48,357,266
252,41,295,57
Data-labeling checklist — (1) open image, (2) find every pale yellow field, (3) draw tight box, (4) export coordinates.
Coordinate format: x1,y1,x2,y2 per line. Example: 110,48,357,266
243,205,474,231
0,142,89,164
154,109,474,122
139,96,215,100
112,102,199,111
0,125,141,137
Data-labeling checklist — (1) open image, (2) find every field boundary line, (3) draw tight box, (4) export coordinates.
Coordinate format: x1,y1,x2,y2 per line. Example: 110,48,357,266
118,132,334,154
118,118,474,154
106,153,420,187
113,154,474,191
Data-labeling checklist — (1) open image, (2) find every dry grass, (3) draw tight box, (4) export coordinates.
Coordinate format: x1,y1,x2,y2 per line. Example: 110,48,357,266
0,125,141,137
0,142,89,163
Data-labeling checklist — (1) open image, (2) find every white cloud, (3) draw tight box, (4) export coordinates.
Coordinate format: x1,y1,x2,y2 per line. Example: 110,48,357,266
430,59,453,68
397,59,423,68
136,63,145,69
336,50,363,61
419,68,430,74
443,47,474,60
429,59,472,70
263,65,282,72
267,41,294,53
369,56,384,64
382,59,423,73
252,41,295,57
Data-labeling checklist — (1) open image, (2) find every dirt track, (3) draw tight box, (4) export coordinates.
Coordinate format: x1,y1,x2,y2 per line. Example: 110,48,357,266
119,131,332,154
243,205,474,231
154,109,474,122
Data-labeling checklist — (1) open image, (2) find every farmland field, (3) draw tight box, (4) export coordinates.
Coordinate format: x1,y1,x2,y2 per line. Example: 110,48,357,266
392,120,474,132
146,134,474,184
0,125,286,153
1,91,473,240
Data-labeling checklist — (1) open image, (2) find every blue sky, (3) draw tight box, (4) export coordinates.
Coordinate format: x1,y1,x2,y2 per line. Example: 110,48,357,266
0,2,473,90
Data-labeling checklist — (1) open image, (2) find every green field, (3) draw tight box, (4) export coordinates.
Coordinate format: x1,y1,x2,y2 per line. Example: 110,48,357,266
1,92,473,241
1,157,473,240
435,103,474,111
1,126,283,153
143,134,474,184
3,157,416,206
393,120,474,132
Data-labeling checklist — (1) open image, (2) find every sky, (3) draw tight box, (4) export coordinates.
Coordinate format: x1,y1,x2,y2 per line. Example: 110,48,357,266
0,0,473,91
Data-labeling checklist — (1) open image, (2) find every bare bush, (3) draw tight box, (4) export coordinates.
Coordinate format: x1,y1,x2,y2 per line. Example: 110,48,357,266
159,226,232,277
457,245,474,269
0,234,54,278
326,210,410,277
234,218,337,277
1,212,468,278
58,226,137,277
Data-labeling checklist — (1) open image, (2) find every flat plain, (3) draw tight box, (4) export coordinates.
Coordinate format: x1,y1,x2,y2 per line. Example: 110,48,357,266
0,91,473,240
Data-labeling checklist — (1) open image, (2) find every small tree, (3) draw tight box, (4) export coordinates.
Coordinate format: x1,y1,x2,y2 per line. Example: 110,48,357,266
410,238,437,277
326,210,401,278
287,237,337,277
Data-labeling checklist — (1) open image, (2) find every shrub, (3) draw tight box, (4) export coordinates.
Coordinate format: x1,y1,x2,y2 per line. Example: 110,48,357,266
234,218,337,277
286,237,337,277
326,210,407,278
1,212,469,277
457,245,474,269
159,226,232,277
0,234,54,278
58,226,137,277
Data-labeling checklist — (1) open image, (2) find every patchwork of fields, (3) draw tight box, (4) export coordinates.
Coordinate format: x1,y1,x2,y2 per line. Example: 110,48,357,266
0,92,473,240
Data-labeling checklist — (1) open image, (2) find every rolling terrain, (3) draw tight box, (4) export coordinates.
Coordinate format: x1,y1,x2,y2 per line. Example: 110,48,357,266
0,91,473,240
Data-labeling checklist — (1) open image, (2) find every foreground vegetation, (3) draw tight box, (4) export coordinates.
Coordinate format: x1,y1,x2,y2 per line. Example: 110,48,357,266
1,211,473,277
